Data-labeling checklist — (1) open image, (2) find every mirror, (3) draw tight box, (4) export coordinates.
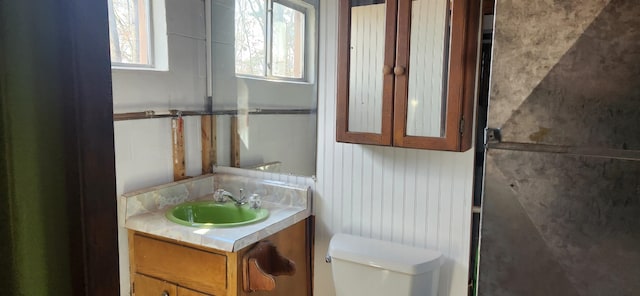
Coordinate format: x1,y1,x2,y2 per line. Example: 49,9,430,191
211,0,318,177
405,0,449,138
347,0,386,134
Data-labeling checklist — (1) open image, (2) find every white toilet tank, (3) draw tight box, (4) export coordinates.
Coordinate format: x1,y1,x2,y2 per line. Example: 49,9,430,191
328,233,443,296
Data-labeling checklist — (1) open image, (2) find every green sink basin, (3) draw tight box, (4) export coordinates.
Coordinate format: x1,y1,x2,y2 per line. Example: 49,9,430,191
166,201,269,228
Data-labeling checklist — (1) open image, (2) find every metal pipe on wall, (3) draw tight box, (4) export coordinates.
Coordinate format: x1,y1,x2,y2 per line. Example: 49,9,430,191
113,108,317,121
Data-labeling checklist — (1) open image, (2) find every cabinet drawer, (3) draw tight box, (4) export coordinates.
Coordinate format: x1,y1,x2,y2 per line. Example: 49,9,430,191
133,234,227,295
178,286,211,296
133,273,176,296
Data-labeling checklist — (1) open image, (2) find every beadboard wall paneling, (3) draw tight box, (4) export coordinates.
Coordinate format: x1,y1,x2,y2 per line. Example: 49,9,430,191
314,1,475,295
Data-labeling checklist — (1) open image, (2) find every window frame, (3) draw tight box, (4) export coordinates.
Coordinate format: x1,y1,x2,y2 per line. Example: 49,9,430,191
235,0,312,83
108,0,168,71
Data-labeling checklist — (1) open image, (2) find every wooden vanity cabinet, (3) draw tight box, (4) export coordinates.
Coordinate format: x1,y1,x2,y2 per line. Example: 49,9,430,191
129,219,311,296
336,0,481,151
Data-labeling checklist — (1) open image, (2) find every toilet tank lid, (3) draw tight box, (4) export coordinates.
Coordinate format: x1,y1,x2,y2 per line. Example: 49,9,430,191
328,233,443,275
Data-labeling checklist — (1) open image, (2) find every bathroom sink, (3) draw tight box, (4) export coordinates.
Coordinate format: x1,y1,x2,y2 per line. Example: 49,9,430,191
166,201,269,228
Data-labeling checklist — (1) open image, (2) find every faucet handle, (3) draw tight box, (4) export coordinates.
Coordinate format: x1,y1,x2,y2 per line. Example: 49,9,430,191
248,194,262,209
213,189,228,202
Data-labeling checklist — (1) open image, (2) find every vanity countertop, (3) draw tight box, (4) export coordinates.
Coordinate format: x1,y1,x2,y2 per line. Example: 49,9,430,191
121,174,311,252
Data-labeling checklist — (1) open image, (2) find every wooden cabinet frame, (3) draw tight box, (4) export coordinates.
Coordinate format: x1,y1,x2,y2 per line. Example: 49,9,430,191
336,0,481,151
128,219,312,296
336,0,397,146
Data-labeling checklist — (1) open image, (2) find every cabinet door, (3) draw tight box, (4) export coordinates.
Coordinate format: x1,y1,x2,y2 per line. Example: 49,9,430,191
336,0,397,145
337,0,480,151
393,0,480,151
132,234,227,295
133,273,177,296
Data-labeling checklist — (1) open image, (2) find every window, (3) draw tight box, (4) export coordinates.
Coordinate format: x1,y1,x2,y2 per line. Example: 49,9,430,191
107,0,168,70
235,0,308,80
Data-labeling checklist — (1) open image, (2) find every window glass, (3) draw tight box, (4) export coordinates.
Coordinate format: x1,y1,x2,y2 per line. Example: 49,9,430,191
235,0,267,76
272,3,305,78
108,0,152,66
235,0,308,80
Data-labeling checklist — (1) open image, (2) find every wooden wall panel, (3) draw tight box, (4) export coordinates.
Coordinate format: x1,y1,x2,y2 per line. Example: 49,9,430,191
201,115,216,174
172,117,186,180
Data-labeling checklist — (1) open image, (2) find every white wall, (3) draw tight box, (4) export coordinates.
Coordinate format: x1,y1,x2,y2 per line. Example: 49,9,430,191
112,1,207,295
215,115,317,176
313,1,475,295
112,1,207,112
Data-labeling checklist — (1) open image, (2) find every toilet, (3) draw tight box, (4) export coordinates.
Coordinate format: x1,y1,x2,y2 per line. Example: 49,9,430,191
328,233,443,296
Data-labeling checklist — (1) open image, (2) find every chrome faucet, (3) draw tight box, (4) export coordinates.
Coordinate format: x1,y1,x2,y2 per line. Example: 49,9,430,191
214,188,247,206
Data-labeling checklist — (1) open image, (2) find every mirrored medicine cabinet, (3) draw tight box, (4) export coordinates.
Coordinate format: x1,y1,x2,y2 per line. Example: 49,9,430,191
336,0,480,151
